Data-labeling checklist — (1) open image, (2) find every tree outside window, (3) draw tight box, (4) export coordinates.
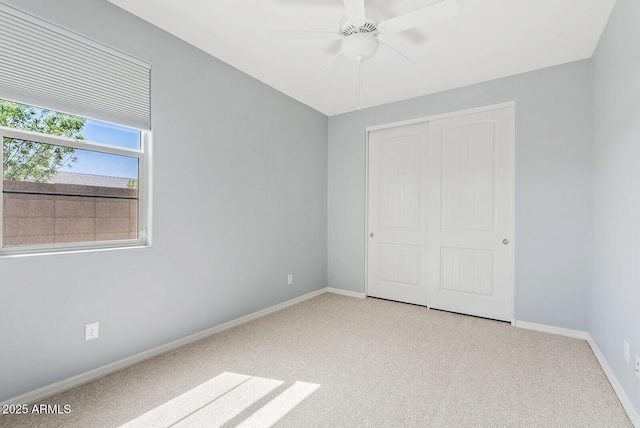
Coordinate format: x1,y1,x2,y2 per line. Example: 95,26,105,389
1,100,85,182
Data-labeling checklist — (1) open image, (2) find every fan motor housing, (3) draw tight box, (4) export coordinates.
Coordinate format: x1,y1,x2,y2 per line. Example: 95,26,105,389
340,10,379,37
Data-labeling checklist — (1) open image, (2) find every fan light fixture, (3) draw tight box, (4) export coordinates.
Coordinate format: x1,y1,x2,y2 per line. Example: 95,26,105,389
342,33,379,61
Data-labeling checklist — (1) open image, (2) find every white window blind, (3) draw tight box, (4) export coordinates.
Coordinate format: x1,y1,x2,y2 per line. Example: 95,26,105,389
0,3,151,130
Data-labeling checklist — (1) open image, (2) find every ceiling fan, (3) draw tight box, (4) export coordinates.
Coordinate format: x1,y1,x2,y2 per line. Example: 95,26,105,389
274,0,460,80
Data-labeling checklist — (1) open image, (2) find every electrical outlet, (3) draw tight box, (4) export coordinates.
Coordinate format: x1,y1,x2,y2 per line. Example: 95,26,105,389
85,321,99,341
624,340,630,362
287,274,293,285
636,355,640,379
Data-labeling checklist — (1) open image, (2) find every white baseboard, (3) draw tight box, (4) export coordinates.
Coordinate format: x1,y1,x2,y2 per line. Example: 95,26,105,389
1,287,328,407
326,287,366,299
513,320,589,340
587,335,640,428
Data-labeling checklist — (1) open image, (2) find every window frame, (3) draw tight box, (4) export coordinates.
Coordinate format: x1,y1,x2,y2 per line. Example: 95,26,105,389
0,124,150,256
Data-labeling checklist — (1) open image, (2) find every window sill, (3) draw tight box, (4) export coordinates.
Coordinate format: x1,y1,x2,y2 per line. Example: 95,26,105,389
0,241,150,258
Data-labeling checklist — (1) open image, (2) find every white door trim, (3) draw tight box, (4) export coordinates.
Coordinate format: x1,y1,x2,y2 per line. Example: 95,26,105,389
365,101,516,133
364,101,516,317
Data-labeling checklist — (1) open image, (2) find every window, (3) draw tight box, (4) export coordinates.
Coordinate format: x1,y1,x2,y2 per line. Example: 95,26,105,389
0,3,151,255
1,100,149,254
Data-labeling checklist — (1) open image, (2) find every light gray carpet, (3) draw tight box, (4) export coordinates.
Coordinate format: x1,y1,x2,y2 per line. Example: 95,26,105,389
0,293,632,427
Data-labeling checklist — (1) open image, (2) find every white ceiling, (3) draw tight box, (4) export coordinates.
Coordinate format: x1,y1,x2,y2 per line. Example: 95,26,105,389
107,0,616,116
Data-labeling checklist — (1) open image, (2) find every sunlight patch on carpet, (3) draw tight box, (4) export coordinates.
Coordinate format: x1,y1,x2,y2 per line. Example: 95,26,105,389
118,371,319,428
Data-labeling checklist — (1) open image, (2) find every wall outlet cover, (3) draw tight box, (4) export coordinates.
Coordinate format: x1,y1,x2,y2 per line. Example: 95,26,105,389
85,321,99,341
624,340,630,362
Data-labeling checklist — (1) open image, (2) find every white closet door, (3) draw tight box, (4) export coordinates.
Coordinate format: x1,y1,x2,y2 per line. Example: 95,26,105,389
367,122,429,305
426,107,515,321
366,105,515,321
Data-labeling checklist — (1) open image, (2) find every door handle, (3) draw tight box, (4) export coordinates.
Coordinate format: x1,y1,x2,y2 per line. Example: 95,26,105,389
370,233,374,237
502,239,509,245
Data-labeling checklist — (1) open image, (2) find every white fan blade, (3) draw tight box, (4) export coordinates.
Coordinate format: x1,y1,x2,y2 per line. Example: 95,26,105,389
378,0,459,34
271,31,342,40
343,0,366,26
320,51,347,79
378,41,415,65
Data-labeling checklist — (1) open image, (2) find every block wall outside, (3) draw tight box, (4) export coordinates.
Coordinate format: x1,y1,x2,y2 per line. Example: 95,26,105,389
2,180,138,246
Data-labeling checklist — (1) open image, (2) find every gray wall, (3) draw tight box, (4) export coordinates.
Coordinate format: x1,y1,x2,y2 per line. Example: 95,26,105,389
0,0,328,402
591,0,640,415
328,60,593,331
